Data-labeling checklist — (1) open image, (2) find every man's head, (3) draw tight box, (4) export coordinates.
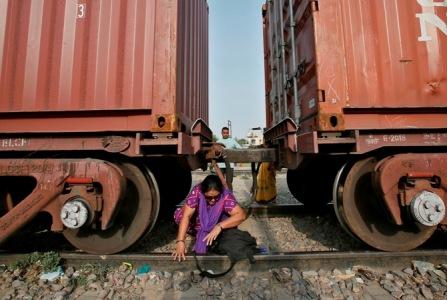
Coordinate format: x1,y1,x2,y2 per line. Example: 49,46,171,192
221,127,230,139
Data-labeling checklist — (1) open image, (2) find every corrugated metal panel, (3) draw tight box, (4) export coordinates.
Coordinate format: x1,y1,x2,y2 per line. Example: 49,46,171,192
262,4,273,129
263,0,447,131
317,0,447,109
0,0,208,129
263,0,319,127
177,0,209,124
0,0,156,111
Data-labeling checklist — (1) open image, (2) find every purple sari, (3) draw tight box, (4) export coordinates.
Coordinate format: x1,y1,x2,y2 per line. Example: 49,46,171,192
173,185,237,254
194,190,228,253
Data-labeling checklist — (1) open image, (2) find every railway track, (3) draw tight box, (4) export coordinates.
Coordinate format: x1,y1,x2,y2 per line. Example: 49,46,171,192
1,203,445,254
1,202,445,299
1,250,446,273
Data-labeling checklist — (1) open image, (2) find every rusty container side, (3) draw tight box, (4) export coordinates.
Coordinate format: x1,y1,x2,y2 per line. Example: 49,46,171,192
264,0,447,133
262,4,273,129
263,0,319,128
314,0,447,132
176,0,209,126
263,0,284,127
0,0,208,133
337,1,446,109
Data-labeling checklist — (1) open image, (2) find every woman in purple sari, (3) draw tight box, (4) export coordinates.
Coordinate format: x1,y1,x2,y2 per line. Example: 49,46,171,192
172,173,247,262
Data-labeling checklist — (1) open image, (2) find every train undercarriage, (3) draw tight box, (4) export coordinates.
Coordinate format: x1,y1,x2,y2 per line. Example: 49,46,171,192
0,118,446,254
285,153,447,252
0,157,196,254
0,119,211,254
332,155,446,252
270,119,447,252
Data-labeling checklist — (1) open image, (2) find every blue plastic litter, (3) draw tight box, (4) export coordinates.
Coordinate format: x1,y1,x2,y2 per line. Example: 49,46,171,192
40,266,63,281
257,246,269,254
136,264,151,277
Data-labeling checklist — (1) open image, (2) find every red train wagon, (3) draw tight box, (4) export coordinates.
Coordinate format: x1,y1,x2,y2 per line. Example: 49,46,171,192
0,0,210,254
262,0,447,251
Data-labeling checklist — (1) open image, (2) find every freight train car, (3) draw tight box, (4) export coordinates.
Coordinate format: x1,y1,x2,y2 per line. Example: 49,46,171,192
0,0,210,254
262,0,447,251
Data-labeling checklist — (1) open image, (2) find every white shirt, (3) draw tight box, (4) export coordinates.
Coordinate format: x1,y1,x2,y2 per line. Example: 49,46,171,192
216,137,242,168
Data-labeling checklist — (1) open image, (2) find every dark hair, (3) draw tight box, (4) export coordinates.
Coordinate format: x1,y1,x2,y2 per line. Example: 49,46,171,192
200,175,223,194
221,127,229,131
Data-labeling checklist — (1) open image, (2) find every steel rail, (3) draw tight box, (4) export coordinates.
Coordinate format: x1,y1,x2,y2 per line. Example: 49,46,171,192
176,203,324,217
1,250,446,273
248,203,333,216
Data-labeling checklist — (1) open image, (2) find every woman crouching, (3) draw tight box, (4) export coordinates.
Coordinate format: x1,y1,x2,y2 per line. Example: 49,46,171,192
172,174,247,262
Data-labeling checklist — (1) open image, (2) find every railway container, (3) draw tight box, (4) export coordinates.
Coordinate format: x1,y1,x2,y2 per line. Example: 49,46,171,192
0,0,211,254
262,0,447,251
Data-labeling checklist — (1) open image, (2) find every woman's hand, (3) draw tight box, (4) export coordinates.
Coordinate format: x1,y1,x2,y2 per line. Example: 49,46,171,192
173,204,195,262
172,241,186,262
203,224,223,246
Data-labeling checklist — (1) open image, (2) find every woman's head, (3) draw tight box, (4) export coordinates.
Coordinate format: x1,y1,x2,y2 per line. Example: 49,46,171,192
200,175,223,204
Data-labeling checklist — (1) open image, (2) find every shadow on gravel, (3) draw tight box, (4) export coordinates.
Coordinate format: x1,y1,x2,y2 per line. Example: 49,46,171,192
133,219,176,253
1,231,74,253
0,213,75,253
289,206,446,252
289,207,366,252
132,218,196,254
420,230,447,250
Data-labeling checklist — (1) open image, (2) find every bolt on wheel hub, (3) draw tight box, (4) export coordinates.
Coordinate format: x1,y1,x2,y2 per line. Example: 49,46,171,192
60,199,89,229
410,191,445,227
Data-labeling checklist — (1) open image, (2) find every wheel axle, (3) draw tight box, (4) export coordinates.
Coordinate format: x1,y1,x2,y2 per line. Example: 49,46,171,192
60,198,90,229
333,157,438,251
410,190,445,226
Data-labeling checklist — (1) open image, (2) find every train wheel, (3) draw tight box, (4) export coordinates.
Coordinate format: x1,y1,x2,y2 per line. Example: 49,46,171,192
336,157,436,251
63,162,156,254
139,164,160,234
332,163,361,242
287,157,343,208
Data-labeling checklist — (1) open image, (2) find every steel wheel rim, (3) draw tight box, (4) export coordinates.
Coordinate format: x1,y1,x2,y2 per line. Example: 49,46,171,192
340,157,436,251
63,162,154,254
140,164,160,234
332,162,361,242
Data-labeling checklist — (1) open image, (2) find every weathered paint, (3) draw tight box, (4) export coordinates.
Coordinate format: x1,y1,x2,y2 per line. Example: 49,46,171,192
263,0,447,131
375,153,447,226
0,0,208,133
0,159,124,245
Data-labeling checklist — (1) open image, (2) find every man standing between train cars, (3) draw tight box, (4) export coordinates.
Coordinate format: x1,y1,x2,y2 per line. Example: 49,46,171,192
216,127,242,190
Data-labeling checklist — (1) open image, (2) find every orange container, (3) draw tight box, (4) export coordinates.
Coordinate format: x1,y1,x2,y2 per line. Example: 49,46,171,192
263,0,447,132
0,0,208,133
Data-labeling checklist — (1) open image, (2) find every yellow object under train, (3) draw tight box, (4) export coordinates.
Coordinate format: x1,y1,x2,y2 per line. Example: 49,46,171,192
256,162,277,203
